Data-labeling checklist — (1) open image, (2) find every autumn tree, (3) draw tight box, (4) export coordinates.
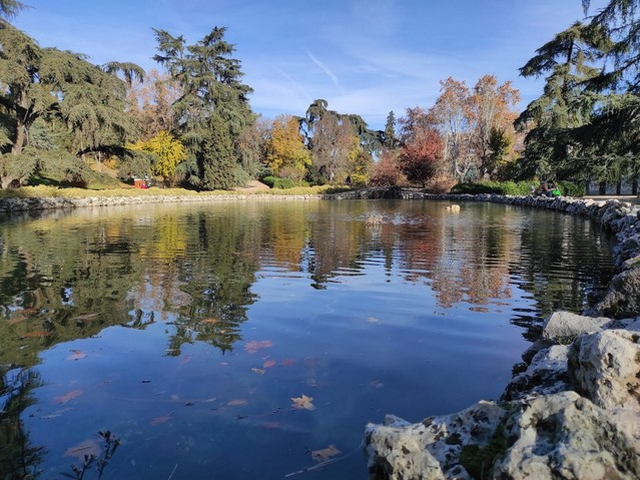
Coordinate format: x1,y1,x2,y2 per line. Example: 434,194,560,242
127,131,187,184
127,69,181,141
429,77,473,182
370,149,401,186
265,114,310,181
153,27,255,190
397,128,443,187
468,75,520,178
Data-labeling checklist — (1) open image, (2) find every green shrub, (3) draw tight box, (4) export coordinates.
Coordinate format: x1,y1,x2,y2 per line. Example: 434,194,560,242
450,181,532,196
556,181,585,197
261,176,295,189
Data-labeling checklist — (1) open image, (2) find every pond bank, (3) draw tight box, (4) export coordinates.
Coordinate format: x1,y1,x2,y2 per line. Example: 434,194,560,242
357,191,640,479
0,188,638,478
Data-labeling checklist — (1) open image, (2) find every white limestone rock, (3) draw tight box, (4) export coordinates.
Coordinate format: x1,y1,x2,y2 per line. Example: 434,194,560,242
542,311,610,341
568,328,640,410
365,402,506,480
494,391,640,479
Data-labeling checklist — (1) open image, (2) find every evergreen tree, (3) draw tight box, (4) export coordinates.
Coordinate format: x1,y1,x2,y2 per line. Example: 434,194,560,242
0,22,141,187
153,26,255,190
383,111,398,149
516,21,611,179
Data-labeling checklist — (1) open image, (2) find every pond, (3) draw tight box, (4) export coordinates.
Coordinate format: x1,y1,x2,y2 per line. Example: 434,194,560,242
0,199,615,479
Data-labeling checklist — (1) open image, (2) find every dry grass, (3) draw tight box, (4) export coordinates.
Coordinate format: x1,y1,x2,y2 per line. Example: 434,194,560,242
0,184,341,200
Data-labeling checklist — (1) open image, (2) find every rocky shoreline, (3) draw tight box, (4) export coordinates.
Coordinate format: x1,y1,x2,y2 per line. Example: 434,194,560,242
358,193,640,479
1,189,638,478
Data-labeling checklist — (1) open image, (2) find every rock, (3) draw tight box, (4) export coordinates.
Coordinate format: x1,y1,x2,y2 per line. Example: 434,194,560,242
542,311,611,341
588,267,640,318
495,391,640,479
365,402,506,480
568,328,640,410
502,345,570,401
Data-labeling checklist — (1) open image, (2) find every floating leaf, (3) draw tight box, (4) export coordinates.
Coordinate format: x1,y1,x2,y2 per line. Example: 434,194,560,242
54,389,83,404
227,399,248,406
179,354,192,367
200,318,219,324
251,368,265,375
312,444,341,462
67,350,87,361
64,439,100,459
150,412,174,426
368,317,381,324
281,358,297,366
41,407,72,419
244,340,273,354
263,360,276,368
291,394,315,411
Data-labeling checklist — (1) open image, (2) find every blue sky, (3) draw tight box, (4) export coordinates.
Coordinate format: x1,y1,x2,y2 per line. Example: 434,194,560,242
15,0,607,130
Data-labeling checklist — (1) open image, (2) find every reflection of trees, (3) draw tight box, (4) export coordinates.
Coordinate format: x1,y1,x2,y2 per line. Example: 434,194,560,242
0,201,615,366
0,366,44,479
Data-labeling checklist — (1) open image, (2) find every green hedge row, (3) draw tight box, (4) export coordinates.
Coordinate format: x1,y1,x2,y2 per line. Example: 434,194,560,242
450,180,585,197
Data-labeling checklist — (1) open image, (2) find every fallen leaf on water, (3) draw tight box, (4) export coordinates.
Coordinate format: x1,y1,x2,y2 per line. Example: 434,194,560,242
291,394,315,411
54,389,83,404
312,444,341,462
179,354,192,367
41,407,72,419
200,318,219,324
251,368,265,375
150,412,174,426
67,350,87,361
227,399,248,406
64,439,101,459
262,421,282,430
263,360,276,368
244,340,273,354
368,317,381,324
281,358,297,367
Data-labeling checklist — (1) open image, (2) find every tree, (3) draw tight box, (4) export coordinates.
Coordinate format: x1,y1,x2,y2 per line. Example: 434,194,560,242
153,27,255,190
429,77,473,182
0,0,25,20
308,113,359,184
370,149,401,186
397,128,442,187
383,111,398,149
127,131,187,184
517,14,616,180
468,75,520,178
265,114,310,180
127,69,181,141
0,23,142,187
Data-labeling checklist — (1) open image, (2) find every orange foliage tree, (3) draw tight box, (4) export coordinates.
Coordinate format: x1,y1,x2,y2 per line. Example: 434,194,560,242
265,115,310,181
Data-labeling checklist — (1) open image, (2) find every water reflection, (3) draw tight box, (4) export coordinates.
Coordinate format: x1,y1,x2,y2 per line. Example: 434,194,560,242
0,200,614,478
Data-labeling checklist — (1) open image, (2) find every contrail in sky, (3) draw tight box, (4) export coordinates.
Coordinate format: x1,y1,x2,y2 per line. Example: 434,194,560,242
307,51,345,94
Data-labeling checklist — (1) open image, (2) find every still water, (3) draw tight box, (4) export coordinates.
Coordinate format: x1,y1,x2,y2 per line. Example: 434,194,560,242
0,199,614,479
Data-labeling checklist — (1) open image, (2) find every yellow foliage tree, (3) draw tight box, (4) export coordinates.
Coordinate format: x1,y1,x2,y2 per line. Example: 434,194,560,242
265,115,311,180
128,131,187,183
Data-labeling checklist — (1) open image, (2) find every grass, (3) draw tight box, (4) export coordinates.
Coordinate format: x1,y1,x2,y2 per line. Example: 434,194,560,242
0,184,345,200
